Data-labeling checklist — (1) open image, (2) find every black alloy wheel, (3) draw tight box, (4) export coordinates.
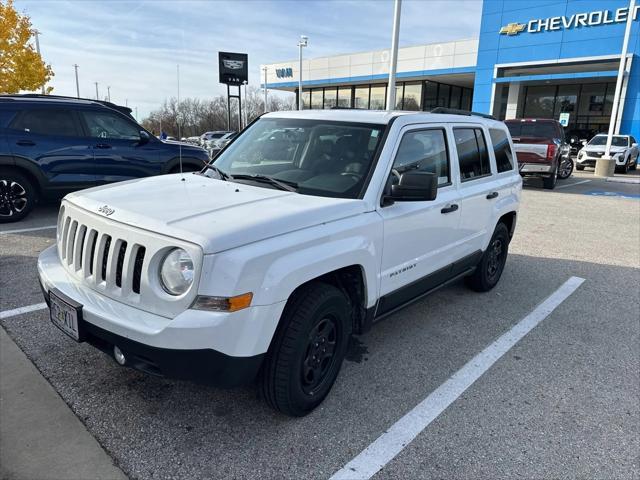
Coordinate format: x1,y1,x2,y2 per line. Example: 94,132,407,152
465,222,510,292
558,157,574,179
301,316,339,396
0,170,36,223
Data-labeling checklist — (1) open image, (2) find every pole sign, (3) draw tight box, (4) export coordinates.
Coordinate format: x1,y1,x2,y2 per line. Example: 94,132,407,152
559,112,570,127
218,52,248,86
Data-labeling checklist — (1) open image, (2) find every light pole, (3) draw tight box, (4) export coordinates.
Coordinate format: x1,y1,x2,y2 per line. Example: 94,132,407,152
597,0,635,177
33,29,45,94
298,35,308,110
73,64,80,98
242,80,248,128
107,86,111,102
386,0,402,111
94,82,99,100
262,66,268,113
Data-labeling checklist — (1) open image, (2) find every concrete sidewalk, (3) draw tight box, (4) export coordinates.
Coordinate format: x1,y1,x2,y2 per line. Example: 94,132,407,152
1,326,127,480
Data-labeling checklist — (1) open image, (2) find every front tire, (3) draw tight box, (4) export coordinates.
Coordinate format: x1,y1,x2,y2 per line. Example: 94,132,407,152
0,169,37,223
465,223,510,292
260,283,351,417
557,158,574,180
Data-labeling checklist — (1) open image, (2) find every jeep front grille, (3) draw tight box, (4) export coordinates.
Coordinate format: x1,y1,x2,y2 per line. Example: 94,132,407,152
60,221,145,297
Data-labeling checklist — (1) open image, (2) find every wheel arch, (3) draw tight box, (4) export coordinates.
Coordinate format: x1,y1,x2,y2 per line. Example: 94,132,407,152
497,211,517,240
0,155,45,197
162,156,207,174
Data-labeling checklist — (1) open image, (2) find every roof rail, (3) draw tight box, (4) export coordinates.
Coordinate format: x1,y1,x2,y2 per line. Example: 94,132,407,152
0,94,133,117
430,107,495,120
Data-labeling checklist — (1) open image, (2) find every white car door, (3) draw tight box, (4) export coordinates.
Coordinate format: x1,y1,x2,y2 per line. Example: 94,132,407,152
377,125,465,315
451,125,497,257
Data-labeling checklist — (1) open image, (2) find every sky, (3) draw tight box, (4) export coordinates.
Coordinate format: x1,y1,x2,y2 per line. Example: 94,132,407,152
17,0,483,120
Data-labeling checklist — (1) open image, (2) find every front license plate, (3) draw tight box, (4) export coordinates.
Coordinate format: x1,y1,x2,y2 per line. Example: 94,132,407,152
49,290,83,342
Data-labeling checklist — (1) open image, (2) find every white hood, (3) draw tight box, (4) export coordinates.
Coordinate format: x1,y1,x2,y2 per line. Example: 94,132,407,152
66,174,368,254
582,144,627,154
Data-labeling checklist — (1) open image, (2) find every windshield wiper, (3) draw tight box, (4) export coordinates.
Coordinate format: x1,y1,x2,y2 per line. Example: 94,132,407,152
231,174,298,192
204,164,230,180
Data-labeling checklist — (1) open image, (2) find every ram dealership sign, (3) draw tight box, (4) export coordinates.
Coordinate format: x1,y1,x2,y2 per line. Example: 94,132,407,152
500,6,640,36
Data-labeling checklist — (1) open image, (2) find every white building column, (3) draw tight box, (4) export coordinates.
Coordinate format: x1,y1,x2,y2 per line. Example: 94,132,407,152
505,82,521,120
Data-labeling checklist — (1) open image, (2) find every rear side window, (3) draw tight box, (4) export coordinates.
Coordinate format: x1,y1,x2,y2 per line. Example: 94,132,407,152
10,109,81,137
454,128,491,181
0,108,18,128
489,128,514,173
393,129,450,186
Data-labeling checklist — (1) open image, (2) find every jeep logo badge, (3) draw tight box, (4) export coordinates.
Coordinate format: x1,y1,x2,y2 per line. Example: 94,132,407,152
98,205,115,216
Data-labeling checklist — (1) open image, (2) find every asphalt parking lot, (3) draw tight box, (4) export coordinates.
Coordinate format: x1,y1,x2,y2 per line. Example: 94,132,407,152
1,170,639,479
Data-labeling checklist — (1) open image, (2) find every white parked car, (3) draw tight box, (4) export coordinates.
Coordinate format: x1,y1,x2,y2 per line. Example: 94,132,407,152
576,134,639,173
199,130,231,146
38,110,522,416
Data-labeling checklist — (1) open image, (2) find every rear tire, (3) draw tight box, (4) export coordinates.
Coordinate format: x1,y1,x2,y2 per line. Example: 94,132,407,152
557,158,573,180
0,169,37,223
465,223,510,292
542,167,557,189
260,282,351,417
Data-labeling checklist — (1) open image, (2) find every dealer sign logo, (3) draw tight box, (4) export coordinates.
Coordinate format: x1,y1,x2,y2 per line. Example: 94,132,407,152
500,6,640,36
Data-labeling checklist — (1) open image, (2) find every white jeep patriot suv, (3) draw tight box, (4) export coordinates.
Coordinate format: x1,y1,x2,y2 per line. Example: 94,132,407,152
38,110,521,416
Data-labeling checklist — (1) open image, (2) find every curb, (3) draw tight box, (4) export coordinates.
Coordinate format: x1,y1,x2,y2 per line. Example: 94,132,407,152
604,177,640,184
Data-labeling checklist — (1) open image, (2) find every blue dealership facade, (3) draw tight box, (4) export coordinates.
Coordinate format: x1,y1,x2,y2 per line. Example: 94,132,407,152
263,0,640,138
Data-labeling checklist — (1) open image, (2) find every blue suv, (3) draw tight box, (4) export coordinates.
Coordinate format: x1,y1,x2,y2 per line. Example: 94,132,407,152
0,95,210,222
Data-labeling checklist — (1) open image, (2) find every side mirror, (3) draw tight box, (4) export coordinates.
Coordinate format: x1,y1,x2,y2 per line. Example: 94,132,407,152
138,130,150,145
390,171,438,202
632,143,638,148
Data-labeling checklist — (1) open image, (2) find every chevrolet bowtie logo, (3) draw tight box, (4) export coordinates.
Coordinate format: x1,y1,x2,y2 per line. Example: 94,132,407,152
500,23,526,35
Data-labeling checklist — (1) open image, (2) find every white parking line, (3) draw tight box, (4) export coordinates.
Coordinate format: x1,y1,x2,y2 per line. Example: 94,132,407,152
330,276,585,480
556,179,591,189
0,303,48,320
0,225,56,235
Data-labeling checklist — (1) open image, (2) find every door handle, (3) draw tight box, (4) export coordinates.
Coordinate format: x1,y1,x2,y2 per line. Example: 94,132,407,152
440,204,459,214
486,191,499,200
16,140,35,146
95,143,112,149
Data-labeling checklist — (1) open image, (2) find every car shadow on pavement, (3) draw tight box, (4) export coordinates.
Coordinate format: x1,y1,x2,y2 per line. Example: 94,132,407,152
1,253,638,480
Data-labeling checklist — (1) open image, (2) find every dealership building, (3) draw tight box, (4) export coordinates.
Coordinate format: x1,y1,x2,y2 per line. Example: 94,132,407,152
262,0,640,138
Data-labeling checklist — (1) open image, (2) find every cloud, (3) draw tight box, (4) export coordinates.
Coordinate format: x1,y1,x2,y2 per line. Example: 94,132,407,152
17,0,482,118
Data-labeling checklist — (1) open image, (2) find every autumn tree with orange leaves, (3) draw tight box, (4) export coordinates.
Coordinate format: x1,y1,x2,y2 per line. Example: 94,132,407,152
0,0,53,94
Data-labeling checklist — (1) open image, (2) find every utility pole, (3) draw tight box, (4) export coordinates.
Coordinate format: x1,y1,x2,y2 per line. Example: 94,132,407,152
135,107,138,119
94,82,99,100
107,86,111,102
298,35,308,110
33,30,45,94
73,64,80,98
386,0,402,111
262,66,268,113
243,80,248,128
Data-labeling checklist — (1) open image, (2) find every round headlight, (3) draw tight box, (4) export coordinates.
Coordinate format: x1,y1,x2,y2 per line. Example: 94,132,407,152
159,248,194,296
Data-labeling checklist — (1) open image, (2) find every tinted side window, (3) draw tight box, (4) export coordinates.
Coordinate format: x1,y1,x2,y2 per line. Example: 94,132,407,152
392,129,450,186
631,137,637,145
454,128,491,181
81,111,139,140
10,109,81,137
489,128,514,173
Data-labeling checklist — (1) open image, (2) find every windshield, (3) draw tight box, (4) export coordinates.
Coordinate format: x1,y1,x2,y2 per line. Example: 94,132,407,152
588,136,628,147
209,118,385,199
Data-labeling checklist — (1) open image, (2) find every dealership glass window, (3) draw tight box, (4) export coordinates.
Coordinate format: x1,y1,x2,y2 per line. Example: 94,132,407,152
461,88,472,111
392,129,450,186
578,84,607,115
324,87,337,109
403,83,422,111
603,83,614,115
354,85,369,109
523,85,556,118
423,81,438,110
494,85,509,119
395,84,404,110
449,86,461,110
311,89,323,109
337,87,352,108
437,84,450,107
553,85,579,119
369,85,386,110
301,90,311,109
489,128,514,173
454,128,491,181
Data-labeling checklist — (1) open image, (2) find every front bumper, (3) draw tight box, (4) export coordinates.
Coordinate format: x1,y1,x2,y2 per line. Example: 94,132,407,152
38,245,286,386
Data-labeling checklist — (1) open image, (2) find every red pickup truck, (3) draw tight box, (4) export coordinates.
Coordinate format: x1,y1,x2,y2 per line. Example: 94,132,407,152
504,119,572,190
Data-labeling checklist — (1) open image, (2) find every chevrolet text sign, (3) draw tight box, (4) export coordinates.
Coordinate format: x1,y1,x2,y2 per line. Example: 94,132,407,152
500,6,640,36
